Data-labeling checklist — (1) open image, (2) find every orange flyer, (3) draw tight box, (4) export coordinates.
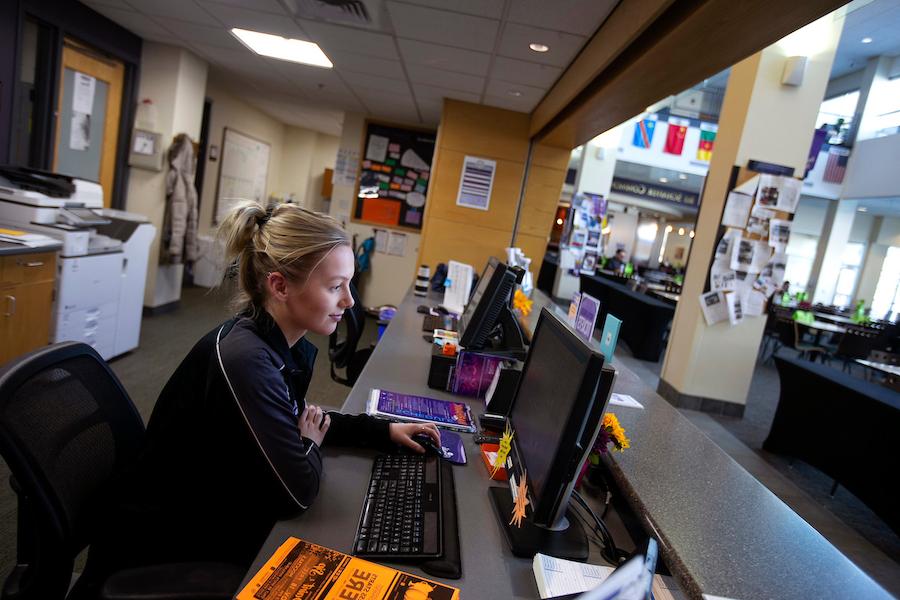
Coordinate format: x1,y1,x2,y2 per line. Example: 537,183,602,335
236,537,460,600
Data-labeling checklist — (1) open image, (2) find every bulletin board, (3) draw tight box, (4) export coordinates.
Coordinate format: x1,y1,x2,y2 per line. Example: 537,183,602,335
353,121,436,231
213,127,271,225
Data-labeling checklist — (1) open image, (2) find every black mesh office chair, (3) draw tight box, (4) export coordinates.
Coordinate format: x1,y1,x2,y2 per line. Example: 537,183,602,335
0,342,244,600
329,282,372,387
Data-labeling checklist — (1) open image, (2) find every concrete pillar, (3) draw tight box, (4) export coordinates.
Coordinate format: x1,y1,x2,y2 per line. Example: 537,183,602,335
125,43,207,309
648,218,666,269
657,12,844,416
804,199,838,296
849,55,894,144
812,199,858,304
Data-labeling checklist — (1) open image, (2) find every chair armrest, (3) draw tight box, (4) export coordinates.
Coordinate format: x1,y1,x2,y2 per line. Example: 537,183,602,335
99,562,245,600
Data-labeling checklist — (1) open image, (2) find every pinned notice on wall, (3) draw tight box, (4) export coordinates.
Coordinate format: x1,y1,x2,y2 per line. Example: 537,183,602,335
386,231,407,256
69,71,97,151
457,155,496,210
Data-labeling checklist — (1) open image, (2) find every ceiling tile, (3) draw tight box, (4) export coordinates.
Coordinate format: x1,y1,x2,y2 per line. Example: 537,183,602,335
189,43,266,69
397,39,490,76
484,78,545,105
357,88,418,110
418,100,443,126
200,0,286,14
133,0,219,26
298,19,399,60
81,0,137,10
343,71,409,95
386,2,499,53
497,22,586,68
390,0,504,19
152,18,245,49
506,0,617,37
482,94,535,114
196,2,307,38
406,64,484,94
268,59,347,89
491,56,561,88
328,51,406,79
82,4,174,39
412,83,479,104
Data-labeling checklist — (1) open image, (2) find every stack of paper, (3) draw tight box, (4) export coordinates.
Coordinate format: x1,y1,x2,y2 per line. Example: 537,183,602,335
532,553,684,600
0,227,58,248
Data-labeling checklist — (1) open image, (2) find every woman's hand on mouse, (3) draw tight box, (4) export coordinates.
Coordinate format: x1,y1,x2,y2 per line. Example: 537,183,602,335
389,422,441,453
299,405,330,447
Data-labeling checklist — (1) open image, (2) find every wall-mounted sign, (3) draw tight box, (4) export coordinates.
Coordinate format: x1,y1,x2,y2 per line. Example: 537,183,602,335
610,176,700,207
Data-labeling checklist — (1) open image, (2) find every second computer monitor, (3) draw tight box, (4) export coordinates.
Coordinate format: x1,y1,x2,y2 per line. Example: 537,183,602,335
510,306,613,528
458,257,515,350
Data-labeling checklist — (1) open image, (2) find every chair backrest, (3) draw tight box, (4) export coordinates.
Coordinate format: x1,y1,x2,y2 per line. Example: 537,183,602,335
329,282,366,380
0,342,145,599
836,326,879,360
774,318,797,348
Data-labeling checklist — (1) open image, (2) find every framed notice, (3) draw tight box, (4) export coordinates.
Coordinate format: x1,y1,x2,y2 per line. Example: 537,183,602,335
354,121,436,230
457,155,496,210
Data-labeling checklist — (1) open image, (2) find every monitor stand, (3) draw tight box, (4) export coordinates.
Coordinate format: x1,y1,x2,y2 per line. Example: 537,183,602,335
488,487,588,560
479,306,528,360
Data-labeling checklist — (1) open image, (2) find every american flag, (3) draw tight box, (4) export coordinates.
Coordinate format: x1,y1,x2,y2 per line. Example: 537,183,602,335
823,147,850,184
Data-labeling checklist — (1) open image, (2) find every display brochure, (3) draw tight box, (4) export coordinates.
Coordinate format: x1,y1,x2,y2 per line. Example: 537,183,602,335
769,218,791,250
236,536,460,600
449,351,505,398
532,553,679,600
746,205,776,237
710,259,736,292
699,290,729,325
580,250,598,275
367,388,476,432
574,293,601,342
568,292,582,325
599,313,622,362
721,191,753,228
725,291,743,325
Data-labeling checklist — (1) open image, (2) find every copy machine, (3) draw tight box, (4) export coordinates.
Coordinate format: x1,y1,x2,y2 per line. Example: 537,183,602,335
0,167,156,359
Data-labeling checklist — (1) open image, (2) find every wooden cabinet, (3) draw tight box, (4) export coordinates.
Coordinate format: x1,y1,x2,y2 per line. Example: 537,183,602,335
0,251,56,366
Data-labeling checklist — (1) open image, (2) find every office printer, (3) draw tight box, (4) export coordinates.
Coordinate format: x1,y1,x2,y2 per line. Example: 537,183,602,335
0,166,156,359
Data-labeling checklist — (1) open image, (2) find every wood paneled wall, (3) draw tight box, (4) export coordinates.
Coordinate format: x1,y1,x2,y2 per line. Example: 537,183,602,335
416,100,568,277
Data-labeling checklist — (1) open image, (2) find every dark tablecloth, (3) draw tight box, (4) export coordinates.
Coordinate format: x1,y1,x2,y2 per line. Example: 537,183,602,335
536,252,558,296
579,274,675,361
765,354,900,533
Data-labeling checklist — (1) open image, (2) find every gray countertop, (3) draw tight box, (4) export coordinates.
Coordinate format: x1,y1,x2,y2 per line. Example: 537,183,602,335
240,288,893,600
0,240,61,256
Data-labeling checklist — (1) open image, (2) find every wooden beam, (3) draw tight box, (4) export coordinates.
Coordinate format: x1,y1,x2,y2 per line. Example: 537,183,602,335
533,0,849,149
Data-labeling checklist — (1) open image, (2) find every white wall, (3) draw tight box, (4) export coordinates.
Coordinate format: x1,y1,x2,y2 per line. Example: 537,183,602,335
329,112,422,308
125,42,207,308
603,209,638,259
842,133,900,200
792,196,830,235
662,224,694,267
856,216,900,304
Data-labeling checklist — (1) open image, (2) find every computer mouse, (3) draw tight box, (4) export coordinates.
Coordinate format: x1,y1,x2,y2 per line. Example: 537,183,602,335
416,305,430,314
412,433,447,458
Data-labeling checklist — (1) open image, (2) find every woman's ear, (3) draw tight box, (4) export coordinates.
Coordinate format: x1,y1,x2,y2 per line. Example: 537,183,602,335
266,272,289,302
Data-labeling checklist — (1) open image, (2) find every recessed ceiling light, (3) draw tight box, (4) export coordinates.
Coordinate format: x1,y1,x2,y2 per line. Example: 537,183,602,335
861,37,873,44
689,230,695,238
508,90,523,97
678,173,688,180
678,227,685,236
858,207,868,212
529,42,550,53
231,28,333,68
659,177,669,183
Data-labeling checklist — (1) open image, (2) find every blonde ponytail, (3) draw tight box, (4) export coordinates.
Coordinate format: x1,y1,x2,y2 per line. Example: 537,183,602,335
217,200,350,315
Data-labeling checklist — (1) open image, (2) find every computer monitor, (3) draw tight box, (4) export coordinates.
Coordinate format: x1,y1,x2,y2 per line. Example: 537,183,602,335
489,306,615,560
458,257,524,356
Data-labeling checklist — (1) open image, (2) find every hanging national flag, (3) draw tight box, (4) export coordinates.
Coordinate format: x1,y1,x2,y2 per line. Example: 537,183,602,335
805,127,828,177
823,146,850,183
696,123,718,162
632,117,657,148
664,118,689,155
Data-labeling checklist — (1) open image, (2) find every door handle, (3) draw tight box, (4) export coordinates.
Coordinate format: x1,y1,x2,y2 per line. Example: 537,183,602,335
24,261,45,268
3,295,15,317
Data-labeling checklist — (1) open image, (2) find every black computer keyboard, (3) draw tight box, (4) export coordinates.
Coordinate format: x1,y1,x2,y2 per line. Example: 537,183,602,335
352,454,443,559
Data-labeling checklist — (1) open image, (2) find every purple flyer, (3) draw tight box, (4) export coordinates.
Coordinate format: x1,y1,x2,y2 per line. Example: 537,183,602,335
369,389,476,432
574,292,601,342
450,351,505,398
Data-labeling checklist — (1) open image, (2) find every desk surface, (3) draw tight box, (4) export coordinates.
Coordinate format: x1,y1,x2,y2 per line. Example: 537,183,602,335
241,289,891,600
800,319,847,334
857,359,900,377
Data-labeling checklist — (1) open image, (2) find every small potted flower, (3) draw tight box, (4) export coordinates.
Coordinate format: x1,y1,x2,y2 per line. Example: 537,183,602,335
578,413,630,488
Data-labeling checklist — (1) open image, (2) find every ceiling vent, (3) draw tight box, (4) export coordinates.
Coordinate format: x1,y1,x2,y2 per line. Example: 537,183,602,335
290,0,383,29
